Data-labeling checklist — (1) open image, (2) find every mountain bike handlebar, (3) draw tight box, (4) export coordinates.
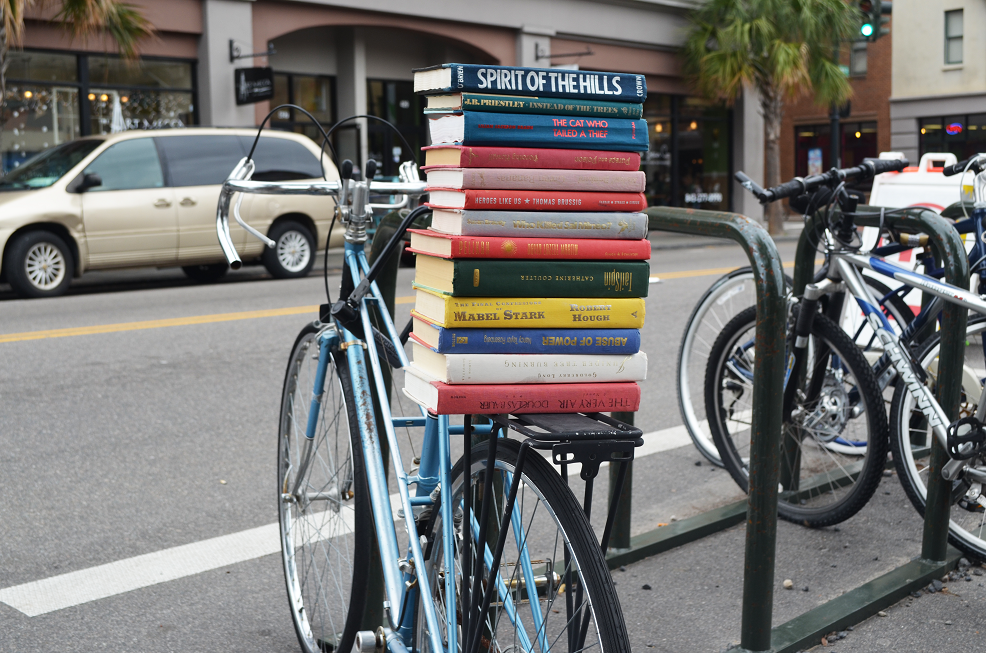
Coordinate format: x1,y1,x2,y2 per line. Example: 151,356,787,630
736,158,909,205
943,155,986,177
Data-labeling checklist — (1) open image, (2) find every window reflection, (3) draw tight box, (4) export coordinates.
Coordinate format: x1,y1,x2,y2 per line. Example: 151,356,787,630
1,84,80,172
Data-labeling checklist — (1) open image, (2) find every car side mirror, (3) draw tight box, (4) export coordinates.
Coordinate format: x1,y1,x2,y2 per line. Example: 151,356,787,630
69,172,102,193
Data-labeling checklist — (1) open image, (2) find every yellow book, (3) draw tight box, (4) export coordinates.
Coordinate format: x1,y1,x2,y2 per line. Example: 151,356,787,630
412,284,645,329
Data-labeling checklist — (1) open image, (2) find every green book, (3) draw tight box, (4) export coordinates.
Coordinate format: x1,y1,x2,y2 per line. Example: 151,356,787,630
425,92,644,120
414,255,649,298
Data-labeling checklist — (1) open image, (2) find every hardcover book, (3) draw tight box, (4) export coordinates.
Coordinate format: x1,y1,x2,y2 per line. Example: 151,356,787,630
413,64,647,102
407,229,651,261
402,365,641,415
413,256,650,297
411,342,648,384
429,112,648,152
422,146,641,171
411,316,641,355
429,209,649,239
424,168,646,192
426,188,647,212
412,287,646,329
425,93,644,119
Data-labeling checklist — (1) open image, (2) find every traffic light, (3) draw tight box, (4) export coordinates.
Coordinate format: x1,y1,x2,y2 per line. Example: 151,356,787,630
857,1,892,42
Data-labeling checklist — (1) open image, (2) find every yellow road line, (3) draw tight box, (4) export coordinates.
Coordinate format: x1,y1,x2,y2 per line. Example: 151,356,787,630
1,261,815,344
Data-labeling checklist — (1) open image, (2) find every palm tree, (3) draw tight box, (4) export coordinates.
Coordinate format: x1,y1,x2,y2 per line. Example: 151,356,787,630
1,0,152,168
682,0,860,234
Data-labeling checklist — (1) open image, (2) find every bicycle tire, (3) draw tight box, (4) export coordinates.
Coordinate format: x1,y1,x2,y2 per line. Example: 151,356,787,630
889,316,986,560
278,322,372,653
706,306,889,527
415,438,631,653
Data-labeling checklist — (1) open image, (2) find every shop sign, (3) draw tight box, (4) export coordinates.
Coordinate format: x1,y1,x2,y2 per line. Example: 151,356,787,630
235,67,274,105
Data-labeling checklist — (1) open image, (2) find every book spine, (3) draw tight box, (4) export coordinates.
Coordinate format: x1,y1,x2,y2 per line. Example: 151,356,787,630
452,95,644,119
430,190,647,212
432,147,641,171
418,296,646,328
432,380,642,414
447,211,649,239
438,260,650,297
456,169,645,192
409,231,651,260
456,113,648,152
436,352,647,384
434,327,641,354
445,64,646,102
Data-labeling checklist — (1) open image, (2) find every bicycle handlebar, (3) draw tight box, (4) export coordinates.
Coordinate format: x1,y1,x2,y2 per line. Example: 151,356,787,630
943,155,986,177
736,158,909,204
215,156,428,269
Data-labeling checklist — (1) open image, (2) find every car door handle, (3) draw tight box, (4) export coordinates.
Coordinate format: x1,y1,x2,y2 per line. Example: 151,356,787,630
180,198,197,207
154,199,172,208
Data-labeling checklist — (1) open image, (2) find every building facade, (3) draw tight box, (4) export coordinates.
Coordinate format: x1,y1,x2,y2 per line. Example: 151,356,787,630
890,0,986,163
3,0,765,219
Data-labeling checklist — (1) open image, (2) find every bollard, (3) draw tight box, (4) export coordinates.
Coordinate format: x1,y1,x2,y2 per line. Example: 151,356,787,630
645,207,787,652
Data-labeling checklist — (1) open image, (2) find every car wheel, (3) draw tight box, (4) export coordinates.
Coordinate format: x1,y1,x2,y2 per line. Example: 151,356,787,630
182,263,229,283
263,220,316,279
6,230,74,298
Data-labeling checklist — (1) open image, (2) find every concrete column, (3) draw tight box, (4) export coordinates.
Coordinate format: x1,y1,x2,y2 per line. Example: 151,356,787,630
198,0,257,127
516,25,555,68
336,27,368,169
732,84,765,222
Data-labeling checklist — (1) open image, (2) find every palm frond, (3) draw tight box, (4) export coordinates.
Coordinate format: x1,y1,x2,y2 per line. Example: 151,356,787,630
55,0,153,59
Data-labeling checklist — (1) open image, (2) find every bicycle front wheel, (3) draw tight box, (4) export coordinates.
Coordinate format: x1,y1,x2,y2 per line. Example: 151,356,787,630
889,316,986,559
416,437,631,653
278,323,372,653
707,306,889,526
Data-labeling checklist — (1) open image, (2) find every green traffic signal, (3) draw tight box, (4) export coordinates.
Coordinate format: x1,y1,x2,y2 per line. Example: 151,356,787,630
860,23,874,38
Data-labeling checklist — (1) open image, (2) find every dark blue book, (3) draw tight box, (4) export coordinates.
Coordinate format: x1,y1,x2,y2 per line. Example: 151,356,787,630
414,63,647,102
429,112,649,152
411,316,641,355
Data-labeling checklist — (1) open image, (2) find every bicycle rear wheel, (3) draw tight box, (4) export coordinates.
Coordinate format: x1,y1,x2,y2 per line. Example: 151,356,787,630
706,306,889,526
416,437,631,653
889,317,986,559
279,323,372,653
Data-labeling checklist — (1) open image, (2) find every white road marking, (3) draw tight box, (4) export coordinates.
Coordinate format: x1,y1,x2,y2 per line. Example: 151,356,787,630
0,424,696,617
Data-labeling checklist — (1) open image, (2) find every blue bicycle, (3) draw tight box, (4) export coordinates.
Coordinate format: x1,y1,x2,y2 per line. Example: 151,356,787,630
217,147,634,652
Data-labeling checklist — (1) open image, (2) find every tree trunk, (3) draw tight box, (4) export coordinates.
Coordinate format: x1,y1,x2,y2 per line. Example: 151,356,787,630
760,88,784,235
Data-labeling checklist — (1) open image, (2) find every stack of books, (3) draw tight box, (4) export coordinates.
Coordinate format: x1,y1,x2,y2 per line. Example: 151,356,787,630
404,63,650,415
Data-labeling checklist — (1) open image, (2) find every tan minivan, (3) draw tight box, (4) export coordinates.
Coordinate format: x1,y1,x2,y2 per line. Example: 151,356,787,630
0,128,342,298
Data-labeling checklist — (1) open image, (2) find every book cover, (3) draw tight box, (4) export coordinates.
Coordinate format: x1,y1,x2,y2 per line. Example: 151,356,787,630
411,316,641,355
407,229,651,261
413,64,647,102
412,288,646,328
402,365,641,415
413,256,650,297
422,146,641,171
411,341,648,384
425,168,646,192
429,112,648,152
429,209,649,239
425,93,644,119
426,188,647,212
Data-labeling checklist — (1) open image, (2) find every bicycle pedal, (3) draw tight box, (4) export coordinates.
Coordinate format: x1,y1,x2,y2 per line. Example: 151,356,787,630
946,416,986,460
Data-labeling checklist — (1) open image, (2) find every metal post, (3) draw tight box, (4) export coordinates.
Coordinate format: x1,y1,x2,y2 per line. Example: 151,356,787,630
608,411,635,550
645,207,787,652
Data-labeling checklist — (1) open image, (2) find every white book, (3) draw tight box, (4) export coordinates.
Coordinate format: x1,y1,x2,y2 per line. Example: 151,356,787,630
411,342,647,385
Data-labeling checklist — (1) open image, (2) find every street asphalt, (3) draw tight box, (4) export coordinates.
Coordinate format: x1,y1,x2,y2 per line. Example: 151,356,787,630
1,230,983,652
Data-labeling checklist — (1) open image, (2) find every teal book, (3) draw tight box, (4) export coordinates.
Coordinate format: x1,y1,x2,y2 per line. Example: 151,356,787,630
425,93,644,119
429,112,649,152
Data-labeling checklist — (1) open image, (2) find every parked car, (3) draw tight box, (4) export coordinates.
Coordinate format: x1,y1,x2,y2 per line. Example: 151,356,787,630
0,128,342,298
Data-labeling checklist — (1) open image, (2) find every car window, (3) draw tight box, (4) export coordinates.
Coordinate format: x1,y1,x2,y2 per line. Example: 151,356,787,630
155,135,246,187
84,138,164,191
0,139,102,190
237,135,323,181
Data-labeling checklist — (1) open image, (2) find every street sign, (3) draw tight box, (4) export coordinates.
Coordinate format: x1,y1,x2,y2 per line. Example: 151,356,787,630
234,67,274,105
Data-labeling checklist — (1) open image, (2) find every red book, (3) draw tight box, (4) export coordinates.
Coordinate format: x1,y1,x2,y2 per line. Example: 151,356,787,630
407,228,651,260
403,366,640,415
422,145,641,171
426,188,647,212
423,167,646,192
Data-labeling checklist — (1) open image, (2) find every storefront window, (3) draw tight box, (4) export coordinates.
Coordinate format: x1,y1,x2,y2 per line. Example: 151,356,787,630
2,50,197,174
366,79,424,179
643,94,731,211
270,73,336,149
920,114,986,161
794,121,878,179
